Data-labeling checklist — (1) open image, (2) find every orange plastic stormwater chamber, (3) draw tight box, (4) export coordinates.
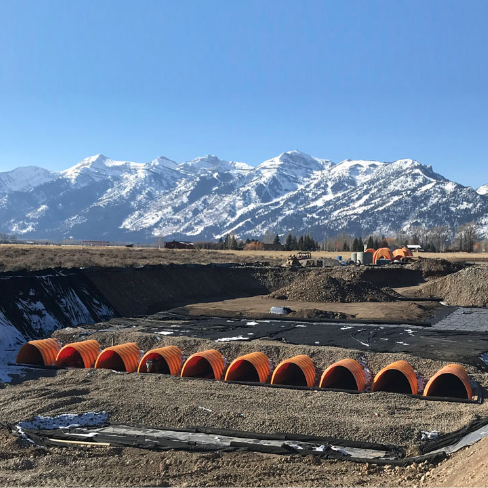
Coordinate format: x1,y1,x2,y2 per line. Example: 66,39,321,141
16,338,61,366
372,360,418,394
373,248,393,264
423,364,472,399
319,358,365,391
180,349,225,380
271,355,315,387
95,343,141,373
225,352,270,383
55,340,101,368
138,346,183,375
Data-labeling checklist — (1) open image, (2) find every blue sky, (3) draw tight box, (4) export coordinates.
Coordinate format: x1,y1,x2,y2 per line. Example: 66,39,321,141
0,0,487,187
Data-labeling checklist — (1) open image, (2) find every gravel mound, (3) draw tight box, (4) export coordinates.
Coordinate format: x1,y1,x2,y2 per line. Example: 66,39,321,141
269,270,402,303
420,265,488,307
406,258,468,280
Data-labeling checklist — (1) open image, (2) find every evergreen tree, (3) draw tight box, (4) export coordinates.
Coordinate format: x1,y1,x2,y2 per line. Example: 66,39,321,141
291,236,298,250
298,235,304,251
352,238,359,252
273,234,281,245
284,234,293,251
358,237,364,251
367,236,374,249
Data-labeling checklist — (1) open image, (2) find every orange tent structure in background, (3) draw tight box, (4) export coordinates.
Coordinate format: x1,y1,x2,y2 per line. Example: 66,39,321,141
393,247,413,261
372,247,393,263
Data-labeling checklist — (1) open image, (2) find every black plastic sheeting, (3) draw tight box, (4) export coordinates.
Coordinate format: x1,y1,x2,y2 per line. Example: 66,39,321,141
420,417,488,454
133,313,488,370
8,422,447,466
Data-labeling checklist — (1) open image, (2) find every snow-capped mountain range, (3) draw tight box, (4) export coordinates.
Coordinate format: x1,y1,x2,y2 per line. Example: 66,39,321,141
0,151,487,242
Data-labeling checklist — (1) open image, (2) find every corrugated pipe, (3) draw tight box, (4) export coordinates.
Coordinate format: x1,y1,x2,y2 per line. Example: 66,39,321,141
180,349,225,380
271,355,315,387
16,338,61,366
319,358,366,391
373,247,393,264
225,352,271,383
55,340,101,368
372,360,418,394
138,346,183,375
95,343,141,373
424,364,472,399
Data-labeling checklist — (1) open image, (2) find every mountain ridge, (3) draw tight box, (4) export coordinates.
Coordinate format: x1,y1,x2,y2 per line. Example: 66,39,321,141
0,151,487,242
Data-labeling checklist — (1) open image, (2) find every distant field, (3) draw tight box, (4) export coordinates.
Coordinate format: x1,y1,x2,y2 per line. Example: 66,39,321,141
0,244,487,272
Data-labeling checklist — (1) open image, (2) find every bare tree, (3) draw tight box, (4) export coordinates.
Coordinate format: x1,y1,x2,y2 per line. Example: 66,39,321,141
455,222,478,252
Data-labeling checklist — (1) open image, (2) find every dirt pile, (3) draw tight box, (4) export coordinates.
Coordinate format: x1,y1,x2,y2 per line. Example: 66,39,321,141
406,259,468,280
269,270,402,303
287,308,351,320
420,266,488,307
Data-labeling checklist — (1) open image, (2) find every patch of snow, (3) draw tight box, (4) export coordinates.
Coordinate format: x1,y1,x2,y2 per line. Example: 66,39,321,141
215,335,250,342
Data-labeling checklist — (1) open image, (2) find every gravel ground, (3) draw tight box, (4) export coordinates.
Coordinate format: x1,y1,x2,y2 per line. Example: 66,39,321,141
0,426,434,487
2,333,487,486
8,332,487,447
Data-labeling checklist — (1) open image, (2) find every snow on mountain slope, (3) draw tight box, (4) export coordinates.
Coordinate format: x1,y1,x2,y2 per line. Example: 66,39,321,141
0,166,57,196
0,151,487,241
178,154,252,174
61,154,147,188
477,184,488,196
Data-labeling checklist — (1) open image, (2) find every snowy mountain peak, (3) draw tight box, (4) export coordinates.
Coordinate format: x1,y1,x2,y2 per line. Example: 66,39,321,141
477,184,488,196
258,150,328,173
0,166,57,195
61,154,145,185
1,150,487,242
178,154,250,173
150,156,178,170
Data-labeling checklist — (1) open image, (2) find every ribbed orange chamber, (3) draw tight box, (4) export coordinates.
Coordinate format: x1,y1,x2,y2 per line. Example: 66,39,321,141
319,358,365,391
55,340,101,368
373,247,393,263
138,346,183,375
393,247,413,259
372,360,418,394
95,343,140,373
180,349,225,380
271,355,315,387
225,352,270,383
16,338,61,366
424,364,472,399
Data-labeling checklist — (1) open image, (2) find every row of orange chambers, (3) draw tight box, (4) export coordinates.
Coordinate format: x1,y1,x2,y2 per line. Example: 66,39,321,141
16,338,474,399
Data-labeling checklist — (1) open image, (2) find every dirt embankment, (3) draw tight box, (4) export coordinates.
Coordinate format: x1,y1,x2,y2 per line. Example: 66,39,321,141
419,266,488,307
405,259,469,281
270,269,402,303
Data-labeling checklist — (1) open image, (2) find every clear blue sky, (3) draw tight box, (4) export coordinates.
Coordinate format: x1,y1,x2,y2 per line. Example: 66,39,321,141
0,0,487,187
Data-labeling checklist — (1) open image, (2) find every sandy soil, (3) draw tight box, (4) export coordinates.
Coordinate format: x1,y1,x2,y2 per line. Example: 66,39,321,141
177,295,440,322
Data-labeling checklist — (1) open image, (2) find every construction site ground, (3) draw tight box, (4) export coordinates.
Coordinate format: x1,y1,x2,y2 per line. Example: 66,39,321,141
2,250,488,486
175,295,440,322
